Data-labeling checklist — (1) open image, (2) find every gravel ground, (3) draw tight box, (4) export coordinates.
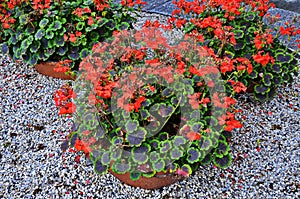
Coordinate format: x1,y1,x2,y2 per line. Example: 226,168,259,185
0,12,299,199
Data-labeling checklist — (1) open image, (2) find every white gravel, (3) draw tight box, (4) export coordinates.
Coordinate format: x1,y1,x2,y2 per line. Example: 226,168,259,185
0,11,299,199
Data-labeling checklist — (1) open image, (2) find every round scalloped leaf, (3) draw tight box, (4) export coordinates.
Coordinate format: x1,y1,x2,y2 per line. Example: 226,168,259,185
110,147,122,160
39,18,49,29
273,76,282,86
80,48,90,59
191,122,204,132
152,159,165,172
94,159,108,174
0,43,9,54
76,22,85,31
107,19,117,30
205,116,218,127
187,147,201,164
130,172,142,181
158,132,168,141
57,46,68,56
112,161,130,174
224,51,235,59
214,140,230,158
22,54,30,62
35,29,45,40
45,48,55,57
254,84,269,94
142,171,156,178
248,70,258,79
90,150,102,162
158,104,174,118
29,54,38,65
19,14,29,24
125,120,139,133
213,154,232,169
9,35,18,45
276,53,292,63
244,12,256,21
117,22,130,31
161,87,174,98
201,153,212,165
234,30,244,39
166,162,179,172
127,127,147,146
14,49,22,59
254,92,268,102
181,164,192,176
90,32,100,41
45,29,54,40
100,151,111,165
282,74,291,83
54,36,65,47
49,21,62,30
149,139,159,149
234,42,245,51
160,140,172,153
68,52,80,60
140,109,150,120
170,147,184,160
21,39,31,50
149,151,159,163
172,136,187,147
132,145,149,164
272,63,282,74
112,137,123,146
262,73,273,87
25,24,35,35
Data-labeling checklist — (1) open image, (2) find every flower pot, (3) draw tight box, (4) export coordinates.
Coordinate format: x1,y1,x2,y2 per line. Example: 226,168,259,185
34,62,75,80
109,170,183,189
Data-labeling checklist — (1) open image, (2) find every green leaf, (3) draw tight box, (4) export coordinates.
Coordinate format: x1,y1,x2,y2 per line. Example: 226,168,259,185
80,48,90,59
160,140,172,153
19,14,29,25
214,140,230,158
126,127,147,146
181,164,192,176
29,54,38,66
117,22,130,31
213,154,232,169
149,151,159,163
111,161,130,174
94,159,108,174
254,84,269,94
187,147,201,164
76,22,85,31
262,73,273,87
170,147,183,160
35,29,45,40
0,43,9,54
172,136,187,147
130,172,142,181
152,159,165,172
201,153,212,165
101,151,111,165
25,24,35,35
39,18,49,29
49,21,62,30
125,120,139,133
132,145,149,164
45,29,54,39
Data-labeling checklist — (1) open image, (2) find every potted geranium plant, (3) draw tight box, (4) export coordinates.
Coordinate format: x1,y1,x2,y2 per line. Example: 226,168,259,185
168,0,300,101
55,27,243,189
0,0,144,79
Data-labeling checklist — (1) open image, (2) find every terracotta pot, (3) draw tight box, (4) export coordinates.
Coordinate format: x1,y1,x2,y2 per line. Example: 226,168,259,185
109,170,183,189
34,62,75,80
